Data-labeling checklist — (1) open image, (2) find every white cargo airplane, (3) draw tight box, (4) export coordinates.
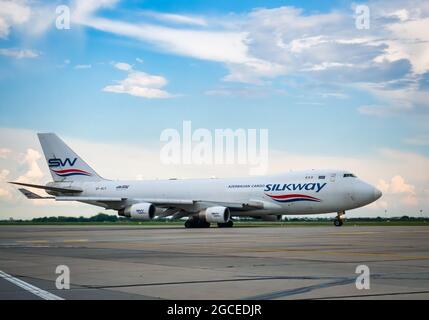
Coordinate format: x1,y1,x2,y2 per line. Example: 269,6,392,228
11,133,382,227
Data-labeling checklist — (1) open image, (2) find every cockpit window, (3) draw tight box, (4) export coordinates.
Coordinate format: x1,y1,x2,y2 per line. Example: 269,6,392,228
343,173,357,178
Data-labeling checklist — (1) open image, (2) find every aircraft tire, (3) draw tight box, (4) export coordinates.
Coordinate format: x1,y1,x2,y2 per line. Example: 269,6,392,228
334,218,343,227
184,219,193,228
217,220,233,228
198,220,211,228
185,218,210,228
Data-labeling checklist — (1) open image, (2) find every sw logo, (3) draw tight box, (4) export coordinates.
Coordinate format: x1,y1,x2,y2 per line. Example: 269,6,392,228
48,157,77,168
48,157,91,177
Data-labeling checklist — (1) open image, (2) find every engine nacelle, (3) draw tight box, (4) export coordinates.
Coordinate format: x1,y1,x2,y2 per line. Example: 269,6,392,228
119,202,156,220
200,206,230,223
261,215,282,221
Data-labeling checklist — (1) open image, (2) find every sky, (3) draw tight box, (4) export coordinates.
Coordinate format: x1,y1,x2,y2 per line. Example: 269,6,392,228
0,0,428,219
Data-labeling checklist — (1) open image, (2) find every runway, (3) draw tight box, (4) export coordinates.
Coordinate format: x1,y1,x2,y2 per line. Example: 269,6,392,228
0,225,428,300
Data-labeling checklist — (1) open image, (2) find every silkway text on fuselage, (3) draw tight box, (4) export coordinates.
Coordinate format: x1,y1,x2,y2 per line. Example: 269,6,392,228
265,183,327,193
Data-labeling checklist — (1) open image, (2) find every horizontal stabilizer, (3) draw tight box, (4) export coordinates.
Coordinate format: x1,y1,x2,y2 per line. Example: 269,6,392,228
9,182,82,194
18,188,54,199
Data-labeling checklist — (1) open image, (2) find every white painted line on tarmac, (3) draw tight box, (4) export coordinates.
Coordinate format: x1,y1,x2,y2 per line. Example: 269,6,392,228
0,270,64,300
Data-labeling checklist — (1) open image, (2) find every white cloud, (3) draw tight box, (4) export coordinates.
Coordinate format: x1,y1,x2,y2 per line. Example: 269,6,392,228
0,169,12,200
6,0,429,91
0,148,11,158
377,175,418,206
114,62,132,71
0,188,11,199
357,79,429,116
16,148,44,183
0,0,31,38
378,175,415,194
140,11,207,27
382,18,429,74
0,169,9,180
71,0,285,83
0,0,57,39
302,62,354,72
223,59,286,84
387,9,410,22
0,48,38,58
68,0,428,89
103,66,172,99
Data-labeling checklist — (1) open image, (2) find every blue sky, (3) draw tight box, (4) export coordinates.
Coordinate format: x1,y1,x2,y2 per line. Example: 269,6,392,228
0,0,428,218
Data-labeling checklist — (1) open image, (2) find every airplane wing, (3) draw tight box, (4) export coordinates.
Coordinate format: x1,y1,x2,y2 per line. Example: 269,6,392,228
197,200,265,210
14,185,267,214
59,197,266,213
56,196,123,201
136,199,264,211
9,182,82,193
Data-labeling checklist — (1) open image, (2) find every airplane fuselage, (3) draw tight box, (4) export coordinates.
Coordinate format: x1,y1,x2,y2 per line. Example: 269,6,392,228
49,169,381,217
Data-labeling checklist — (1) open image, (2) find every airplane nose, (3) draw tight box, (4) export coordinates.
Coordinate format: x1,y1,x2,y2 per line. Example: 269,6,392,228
350,182,382,206
373,187,382,201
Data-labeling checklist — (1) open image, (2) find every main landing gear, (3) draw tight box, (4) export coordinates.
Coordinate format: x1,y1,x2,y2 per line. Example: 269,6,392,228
334,211,345,227
184,216,210,228
184,217,234,228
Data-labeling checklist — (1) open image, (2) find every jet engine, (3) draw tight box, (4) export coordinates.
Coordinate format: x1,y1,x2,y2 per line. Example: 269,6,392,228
119,202,156,220
200,206,230,223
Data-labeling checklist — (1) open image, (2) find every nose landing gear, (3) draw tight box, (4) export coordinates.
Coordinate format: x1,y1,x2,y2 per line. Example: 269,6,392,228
334,211,345,227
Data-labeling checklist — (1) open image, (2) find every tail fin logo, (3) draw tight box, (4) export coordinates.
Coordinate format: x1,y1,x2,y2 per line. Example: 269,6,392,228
51,168,91,177
48,157,91,177
48,157,77,167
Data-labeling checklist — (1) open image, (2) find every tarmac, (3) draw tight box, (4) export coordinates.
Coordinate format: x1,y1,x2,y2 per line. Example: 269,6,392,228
0,224,428,300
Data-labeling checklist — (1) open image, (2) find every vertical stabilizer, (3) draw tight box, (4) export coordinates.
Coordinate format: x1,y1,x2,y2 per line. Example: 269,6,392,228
38,133,104,182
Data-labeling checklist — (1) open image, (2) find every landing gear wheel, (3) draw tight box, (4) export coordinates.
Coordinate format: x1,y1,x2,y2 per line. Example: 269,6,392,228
185,217,211,228
198,220,211,228
334,218,343,227
217,220,234,228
